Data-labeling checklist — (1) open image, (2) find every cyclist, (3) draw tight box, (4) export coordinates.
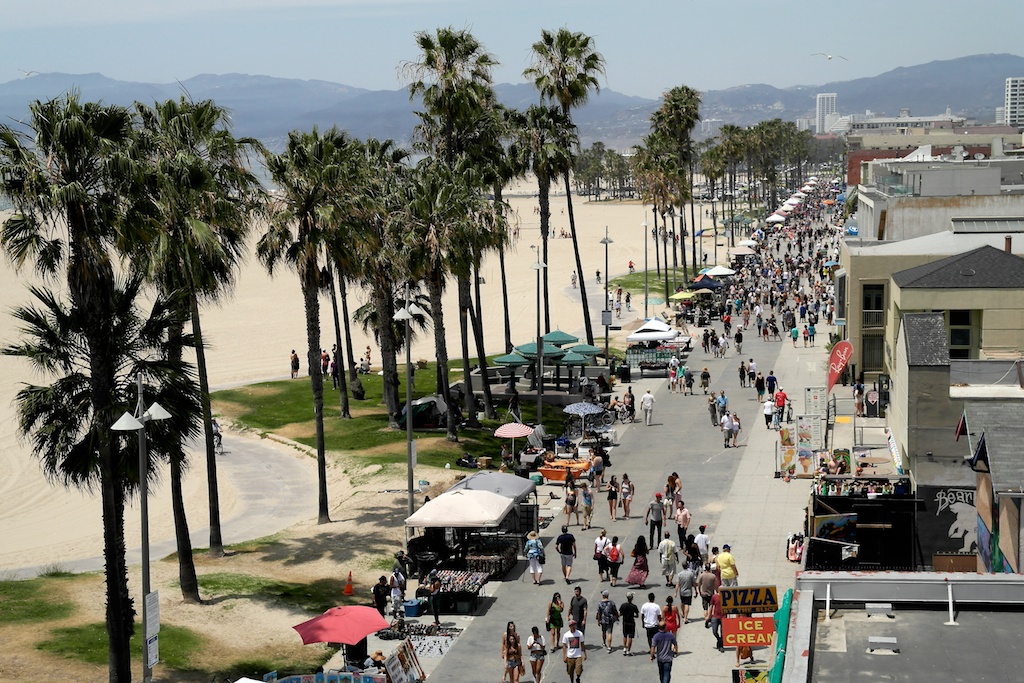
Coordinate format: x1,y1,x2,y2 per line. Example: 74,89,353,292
211,418,223,452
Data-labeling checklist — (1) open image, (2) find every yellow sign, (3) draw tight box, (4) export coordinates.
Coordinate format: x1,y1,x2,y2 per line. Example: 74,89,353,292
720,585,779,614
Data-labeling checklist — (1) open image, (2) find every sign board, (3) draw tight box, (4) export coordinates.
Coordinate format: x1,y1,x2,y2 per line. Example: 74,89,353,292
795,415,822,451
826,341,853,395
804,386,827,415
147,635,159,668
601,310,612,326
145,590,160,637
720,585,779,615
866,390,878,405
731,669,770,682
723,617,776,647
411,441,417,469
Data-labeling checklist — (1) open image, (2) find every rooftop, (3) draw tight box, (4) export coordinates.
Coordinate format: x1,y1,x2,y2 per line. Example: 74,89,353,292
901,313,948,366
891,245,1024,289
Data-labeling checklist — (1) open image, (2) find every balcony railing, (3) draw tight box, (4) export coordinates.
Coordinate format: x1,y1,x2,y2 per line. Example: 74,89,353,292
862,310,885,327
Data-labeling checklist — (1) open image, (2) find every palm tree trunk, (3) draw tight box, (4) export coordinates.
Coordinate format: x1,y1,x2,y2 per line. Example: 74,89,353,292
372,282,401,426
661,212,670,302
458,275,480,428
494,183,512,354
167,320,200,602
326,262,351,418
189,296,224,557
563,170,594,345
427,266,459,442
100,462,133,683
538,174,552,334
471,260,497,419
689,160,699,275
339,277,365,400
654,213,661,277
300,266,331,525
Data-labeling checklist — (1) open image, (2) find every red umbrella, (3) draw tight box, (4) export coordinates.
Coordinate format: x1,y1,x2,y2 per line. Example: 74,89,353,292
293,605,389,645
494,422,534,454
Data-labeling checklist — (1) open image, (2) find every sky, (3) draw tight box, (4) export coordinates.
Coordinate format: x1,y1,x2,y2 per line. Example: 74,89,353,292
5,0,1023,99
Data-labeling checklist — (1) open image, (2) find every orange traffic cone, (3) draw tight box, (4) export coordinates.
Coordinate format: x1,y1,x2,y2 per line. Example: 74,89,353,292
343,571,354,596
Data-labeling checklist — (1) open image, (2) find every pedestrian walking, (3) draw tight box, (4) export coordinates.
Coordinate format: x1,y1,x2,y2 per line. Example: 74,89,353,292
640,593,662,649
640,389,655,426
700,367,711,394
747,359,757,388
717,543,739,587
697,563,717,622
645,493,664,548
650,622,678,683
619,592,640,656
754,371,765,401
731,413,742,447
502,622,525,683
569,586,589,635
707,395,718,426
561,618,586,683
674,563,696,624
738,360,747,388
763,398,774,428
594,529,611,581
527,626,547,683
719,411,733,449
673,501,690,546
625,292,631,311
289,349,300,378
706,585,724,652
605,535,624,586
627,536,650,588
662,596,680,634
525,531,545,585
571,272,577,289
658,532,678,586
556,526,577,584
607,475,619,521
694,526,710,565
580,484,594,530
548,592,565,651
596,590,619,653
620,474,634,519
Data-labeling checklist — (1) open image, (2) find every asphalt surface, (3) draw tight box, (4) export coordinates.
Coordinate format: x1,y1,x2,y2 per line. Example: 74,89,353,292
415,315,828,683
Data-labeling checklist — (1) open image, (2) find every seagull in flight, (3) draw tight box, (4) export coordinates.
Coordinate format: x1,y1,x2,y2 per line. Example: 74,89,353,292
19,69,38,77
812,53,848,61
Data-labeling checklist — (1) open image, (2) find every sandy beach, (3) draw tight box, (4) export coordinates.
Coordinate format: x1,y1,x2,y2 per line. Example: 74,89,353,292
0,187,738,573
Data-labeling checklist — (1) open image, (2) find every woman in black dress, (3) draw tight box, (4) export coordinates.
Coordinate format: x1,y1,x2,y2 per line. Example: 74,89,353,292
607,475,619,521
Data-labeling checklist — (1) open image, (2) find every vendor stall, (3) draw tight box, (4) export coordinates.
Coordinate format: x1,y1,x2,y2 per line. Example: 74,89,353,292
429,570,489,614
625,318,687,377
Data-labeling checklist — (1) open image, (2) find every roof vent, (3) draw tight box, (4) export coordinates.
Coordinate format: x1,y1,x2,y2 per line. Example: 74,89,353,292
959,268,976,277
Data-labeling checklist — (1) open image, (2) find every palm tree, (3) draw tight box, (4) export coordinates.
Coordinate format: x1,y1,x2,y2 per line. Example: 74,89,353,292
0,92,148,682
133,97,263,574
512,105,576,333
404,26,499,429
258,127,354,524
525,28,605,346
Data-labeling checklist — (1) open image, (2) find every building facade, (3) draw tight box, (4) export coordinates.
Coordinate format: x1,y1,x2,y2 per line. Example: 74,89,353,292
815,92,837,134
1005,77,1024,127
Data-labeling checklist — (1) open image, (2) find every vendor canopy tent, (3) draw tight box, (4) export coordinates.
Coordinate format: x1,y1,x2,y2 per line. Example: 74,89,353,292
448,470,537,503
626,317,679,343
493,352,531,366
705,265,736,277
729,245,756,256
514,341,566,359
687,275,723,290
567,343,601,356
405,489,516,528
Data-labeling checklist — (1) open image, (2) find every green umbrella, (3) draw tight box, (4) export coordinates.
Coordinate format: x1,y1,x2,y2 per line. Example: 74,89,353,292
543,329,580,346
567,343,602,356
493,352,531,366
514,341,567,358
556,351,590,366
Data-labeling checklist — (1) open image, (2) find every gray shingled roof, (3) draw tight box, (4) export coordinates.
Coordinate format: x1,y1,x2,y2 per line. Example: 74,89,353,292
966,403,1024,493
902,313,949,366
892,245,1024,289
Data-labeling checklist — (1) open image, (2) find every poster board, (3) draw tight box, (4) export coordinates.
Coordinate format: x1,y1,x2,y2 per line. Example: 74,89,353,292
813,513,857,543
731,669,769,682
722,616,776,647
795,415,822,451
804,386,827,415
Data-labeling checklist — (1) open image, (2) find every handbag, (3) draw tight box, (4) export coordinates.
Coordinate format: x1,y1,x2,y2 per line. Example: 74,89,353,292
539,550,546,565
593,551,603,561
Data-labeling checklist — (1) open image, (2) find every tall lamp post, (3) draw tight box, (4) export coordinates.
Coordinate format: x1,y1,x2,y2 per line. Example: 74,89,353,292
600,227,614,366
112,375,171,683
394,287,424,544
642,218,649,319
530,246,546,425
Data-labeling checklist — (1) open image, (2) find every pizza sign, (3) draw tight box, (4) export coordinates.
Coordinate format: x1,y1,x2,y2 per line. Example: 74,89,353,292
720,585,779,615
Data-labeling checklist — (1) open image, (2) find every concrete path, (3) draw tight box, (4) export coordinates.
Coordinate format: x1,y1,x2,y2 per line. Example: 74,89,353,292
411,318,838,683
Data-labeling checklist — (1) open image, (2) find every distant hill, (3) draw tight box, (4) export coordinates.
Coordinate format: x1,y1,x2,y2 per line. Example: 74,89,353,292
0,53,1020,152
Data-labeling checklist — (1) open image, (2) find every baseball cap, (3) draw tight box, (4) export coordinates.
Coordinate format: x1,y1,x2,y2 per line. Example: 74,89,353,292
562,525,568,533
723,543,732,549
601,589,609,597
568,618,577,626
655,492,663,498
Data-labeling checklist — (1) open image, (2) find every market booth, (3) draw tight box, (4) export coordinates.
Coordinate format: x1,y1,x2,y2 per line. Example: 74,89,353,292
405,473,538,612
625,318,687,378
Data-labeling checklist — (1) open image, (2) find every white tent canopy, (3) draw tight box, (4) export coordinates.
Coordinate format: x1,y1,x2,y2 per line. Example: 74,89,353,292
405,489,516,528
705,265,736,276
627,317,679,343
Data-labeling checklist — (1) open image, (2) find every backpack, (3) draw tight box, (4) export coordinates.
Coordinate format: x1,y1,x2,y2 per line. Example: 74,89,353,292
392,570,407,592
608,545,621,563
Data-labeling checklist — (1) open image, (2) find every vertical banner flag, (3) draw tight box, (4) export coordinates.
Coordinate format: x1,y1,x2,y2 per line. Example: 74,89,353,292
826,341,854,395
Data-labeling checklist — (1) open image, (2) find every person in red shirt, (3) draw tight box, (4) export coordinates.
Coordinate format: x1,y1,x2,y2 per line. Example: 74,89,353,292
706,584,724,652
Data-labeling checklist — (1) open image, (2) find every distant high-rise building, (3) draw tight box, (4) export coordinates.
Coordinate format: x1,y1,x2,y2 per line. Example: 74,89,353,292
816,93,838,133
1005,78,1024,126
996,106,1006,125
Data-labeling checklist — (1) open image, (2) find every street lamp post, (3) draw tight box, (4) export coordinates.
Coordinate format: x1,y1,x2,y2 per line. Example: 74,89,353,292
112,375,171,683
530,246,546,425
393,287,424,544
600,227,614,367
642,218,649,319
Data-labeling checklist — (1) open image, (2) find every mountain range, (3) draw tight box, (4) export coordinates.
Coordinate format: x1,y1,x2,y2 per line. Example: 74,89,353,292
0,53,1020,152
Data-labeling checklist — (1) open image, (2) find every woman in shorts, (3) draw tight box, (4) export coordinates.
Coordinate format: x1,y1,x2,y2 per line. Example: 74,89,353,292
501,621,524,683
620,474,633,519
607,475,619,522
527,626,546,683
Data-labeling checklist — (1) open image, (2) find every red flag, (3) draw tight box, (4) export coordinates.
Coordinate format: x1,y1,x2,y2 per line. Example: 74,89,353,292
954,410,967,441
827,341,854,395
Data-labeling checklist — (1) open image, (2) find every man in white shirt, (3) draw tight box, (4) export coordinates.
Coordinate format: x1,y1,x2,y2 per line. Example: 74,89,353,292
746,359,757,388
562,618,587,682
640,592,662,649
640,390,656,426
694,525,711,564
719,411,734,448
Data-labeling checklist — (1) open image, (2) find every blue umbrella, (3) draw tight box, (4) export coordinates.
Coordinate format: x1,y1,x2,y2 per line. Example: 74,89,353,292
823,260,839,267
563,401,604,416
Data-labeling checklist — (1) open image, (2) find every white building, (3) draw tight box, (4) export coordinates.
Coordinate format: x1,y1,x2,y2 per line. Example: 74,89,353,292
816,92,838,133
1005,77,1024,127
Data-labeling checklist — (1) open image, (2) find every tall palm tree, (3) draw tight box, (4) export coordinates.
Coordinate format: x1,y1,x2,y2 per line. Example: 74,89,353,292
0,92,148,682
404,26,499,429
526,28,605,346
133,97,263,573
511,105,576,333
257,127,353,524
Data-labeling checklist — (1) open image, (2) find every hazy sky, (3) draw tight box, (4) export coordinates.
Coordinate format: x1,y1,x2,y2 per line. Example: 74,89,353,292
5,0,1022,98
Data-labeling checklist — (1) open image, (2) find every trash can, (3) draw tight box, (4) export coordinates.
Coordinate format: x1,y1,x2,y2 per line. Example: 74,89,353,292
618,365,631,383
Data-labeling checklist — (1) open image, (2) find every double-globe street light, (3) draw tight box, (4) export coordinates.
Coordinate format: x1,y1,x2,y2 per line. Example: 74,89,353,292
530,245,546,424
111,375,171,683
393,287,425,544
600,227,614,366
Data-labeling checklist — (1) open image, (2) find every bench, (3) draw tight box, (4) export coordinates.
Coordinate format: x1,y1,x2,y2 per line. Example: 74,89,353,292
868,636,899,653
865,602,894,618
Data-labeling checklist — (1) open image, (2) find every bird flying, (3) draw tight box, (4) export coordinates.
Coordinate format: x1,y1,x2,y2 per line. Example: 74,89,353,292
812,53,848,61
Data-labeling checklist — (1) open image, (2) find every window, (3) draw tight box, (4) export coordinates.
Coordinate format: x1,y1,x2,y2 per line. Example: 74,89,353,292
863,331,885,372
947,309,976,360
862,284,885,328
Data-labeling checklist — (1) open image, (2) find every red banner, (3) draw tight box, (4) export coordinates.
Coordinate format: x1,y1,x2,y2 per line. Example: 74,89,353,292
827,341,854,395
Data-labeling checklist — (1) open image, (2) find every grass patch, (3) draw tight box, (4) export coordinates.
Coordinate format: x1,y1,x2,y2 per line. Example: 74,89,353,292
610,268,691,295
222,654,334,682
36,622,204,670
38,563,75,578
197,573,358,615
0,577,76,624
